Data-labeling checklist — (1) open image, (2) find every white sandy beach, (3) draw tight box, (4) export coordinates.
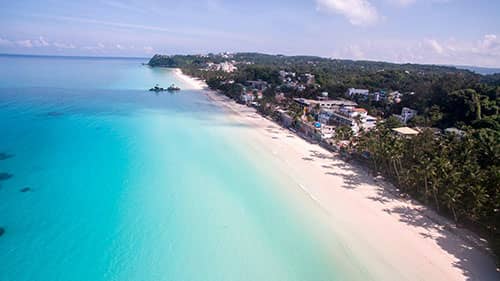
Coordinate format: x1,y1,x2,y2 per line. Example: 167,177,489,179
173,68,207,90
174,69,500,280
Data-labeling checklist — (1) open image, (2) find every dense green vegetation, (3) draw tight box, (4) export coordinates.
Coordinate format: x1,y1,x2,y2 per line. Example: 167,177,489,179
481,73,500,87
353,83,499,263
356,124,499,255
149,53,500,264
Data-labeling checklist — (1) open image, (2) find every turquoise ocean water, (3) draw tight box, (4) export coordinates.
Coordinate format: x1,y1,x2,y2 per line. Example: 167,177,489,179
0,55,370,281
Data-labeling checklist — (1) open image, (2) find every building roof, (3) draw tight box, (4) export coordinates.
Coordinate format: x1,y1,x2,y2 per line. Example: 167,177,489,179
293,98,313,106
392,127,419,136
353,108,368,113
293,98,357,107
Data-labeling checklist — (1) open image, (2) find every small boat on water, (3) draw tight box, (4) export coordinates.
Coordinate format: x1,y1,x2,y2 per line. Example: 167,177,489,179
149,84,166,92
149,84,181,92
167,84,181,92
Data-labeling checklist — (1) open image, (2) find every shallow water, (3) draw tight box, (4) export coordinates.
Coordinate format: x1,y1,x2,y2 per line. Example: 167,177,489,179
0,55,369,281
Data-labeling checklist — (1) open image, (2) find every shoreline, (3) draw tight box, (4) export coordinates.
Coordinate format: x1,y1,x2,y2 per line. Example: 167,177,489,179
173,68,500,280
172,68,206,90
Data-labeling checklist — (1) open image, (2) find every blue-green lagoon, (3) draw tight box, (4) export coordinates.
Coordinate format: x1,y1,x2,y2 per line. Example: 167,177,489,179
0,55,370,281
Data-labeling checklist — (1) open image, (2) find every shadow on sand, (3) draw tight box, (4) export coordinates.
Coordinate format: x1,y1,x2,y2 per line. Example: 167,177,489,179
384,206,499,280
317,153,499,280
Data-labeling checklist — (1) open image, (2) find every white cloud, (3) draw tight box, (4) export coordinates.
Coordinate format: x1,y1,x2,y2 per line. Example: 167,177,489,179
16,40,33,48
316,0,379,26
82,43,106,51
53,42,76,49
425,39,444,54
14,36,51,48
115,44,124,49
479,34,499,49
0,37,13,46
387,0,416,6
334,44,365,59
36,14,249,42
330,34,500,67
423,35,500,61
36,36,50,47
386,0,453,7
103,0,147,13
143,46,154,54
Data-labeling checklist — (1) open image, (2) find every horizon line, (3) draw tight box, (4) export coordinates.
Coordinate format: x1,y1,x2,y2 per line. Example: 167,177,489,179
0,52,149,60
1,52,499,73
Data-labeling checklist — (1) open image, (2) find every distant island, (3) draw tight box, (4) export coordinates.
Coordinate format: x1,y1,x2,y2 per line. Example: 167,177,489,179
455,65,500,75
149,52,500,266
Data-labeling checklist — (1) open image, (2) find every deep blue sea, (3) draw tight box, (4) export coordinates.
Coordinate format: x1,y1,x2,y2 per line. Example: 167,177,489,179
0,55,369,281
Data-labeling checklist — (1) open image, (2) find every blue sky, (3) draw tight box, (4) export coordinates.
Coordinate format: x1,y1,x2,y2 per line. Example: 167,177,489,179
0,0,499,67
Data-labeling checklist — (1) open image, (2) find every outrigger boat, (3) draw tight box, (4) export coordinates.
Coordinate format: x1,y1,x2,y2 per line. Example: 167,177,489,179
167,84,181,92
149,84,166,92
